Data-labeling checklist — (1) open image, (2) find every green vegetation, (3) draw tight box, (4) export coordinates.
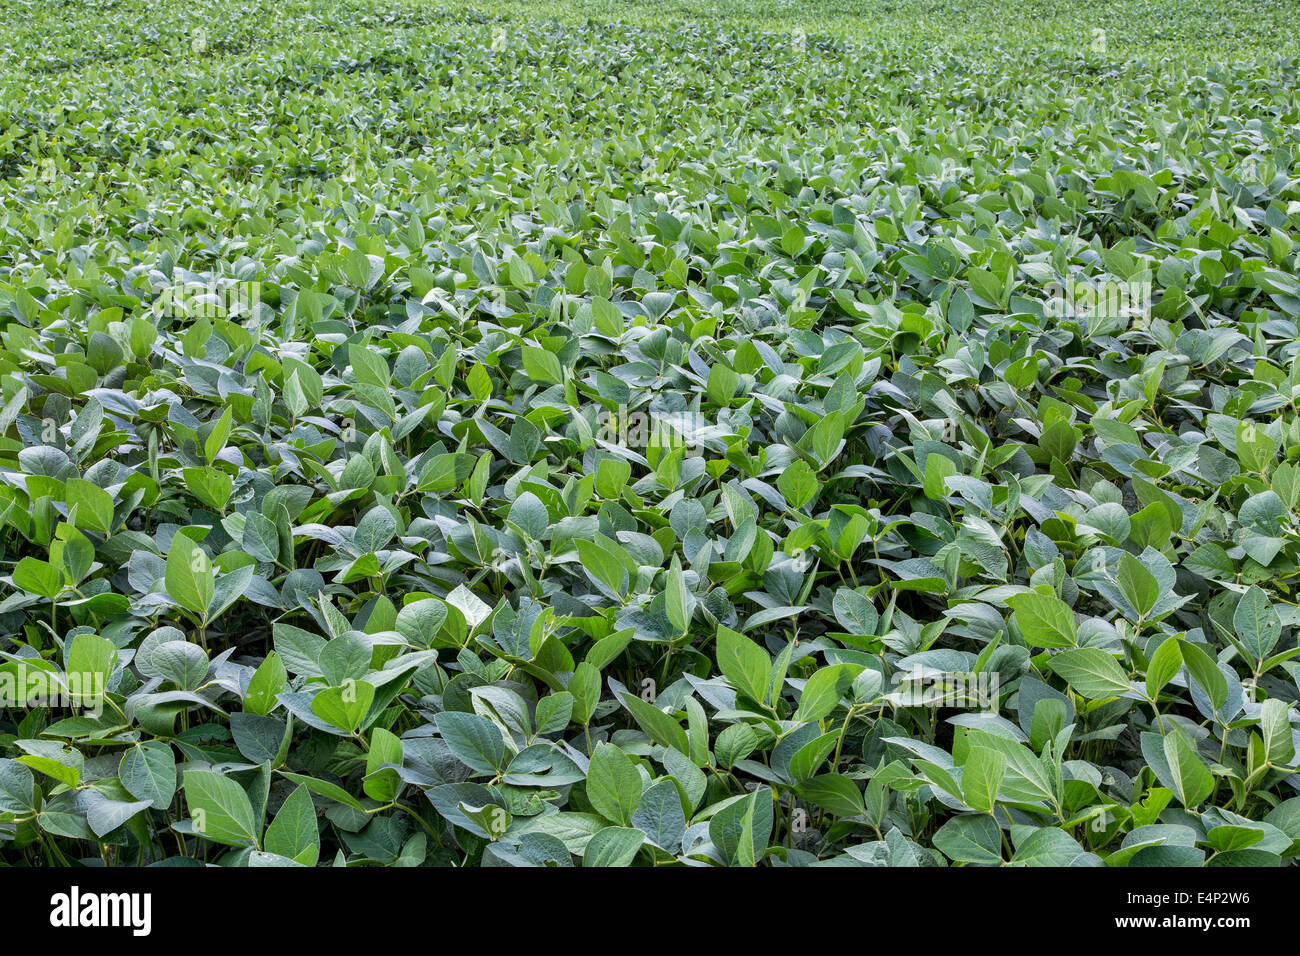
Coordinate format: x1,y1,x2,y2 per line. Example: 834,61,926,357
1,0,1299,866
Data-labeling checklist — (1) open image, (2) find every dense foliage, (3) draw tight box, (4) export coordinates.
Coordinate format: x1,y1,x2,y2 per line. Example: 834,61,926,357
2,0,1300,867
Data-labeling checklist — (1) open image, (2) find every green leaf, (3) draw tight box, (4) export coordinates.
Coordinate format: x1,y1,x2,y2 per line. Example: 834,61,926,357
1128,502,1172,552
310,680,375,735
0,759,36,813
534,692,574,736
794,664,860,723
735,789,767,866
832,589,878,636
184,770,260,847
586,742,642,826
631,778,686,852
706,362,739,405
13,557,63,599
66,632,116,708
715,626,772,704
582,826,645,866
1181,641,1228,712
120,741,176,809
1234,585,1282,659
395,597,448,650
618,692,689,754
1011,827,1088,866
278,772,365,812
242,511,281,564
80,791,152,837
777,459,817,509
166,531,215,617
363,727,404,802
244,652,287,717
574,535,631,597
570,662,601,725
961,746,1006,814
595,458,631,499
1116,552,1159,618
796,773,864,817
802,410,845,468
665,555,690,633
585,628,634,671
181,465,233,512
204,406,233,463
522,345,563,384
934,814,1002,864
264,784,320,866
1145,637,1183,700
1007,591,1077,648
1047,648,1132,700
1259,698,1295,766
435,711,506,775
1162,731,1215,808
923,453,956,500
354,505,397,553
66,478,114,534
788,733,839,783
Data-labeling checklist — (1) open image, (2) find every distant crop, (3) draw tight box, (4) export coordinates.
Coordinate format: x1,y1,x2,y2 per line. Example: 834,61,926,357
1,0,1299,867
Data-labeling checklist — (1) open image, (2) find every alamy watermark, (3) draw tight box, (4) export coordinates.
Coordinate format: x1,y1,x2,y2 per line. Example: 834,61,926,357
0,663,105,717
152,272,261,320
889,667,1001,713
594,405,707,455
49,887,150,936
1043,278,1151,325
